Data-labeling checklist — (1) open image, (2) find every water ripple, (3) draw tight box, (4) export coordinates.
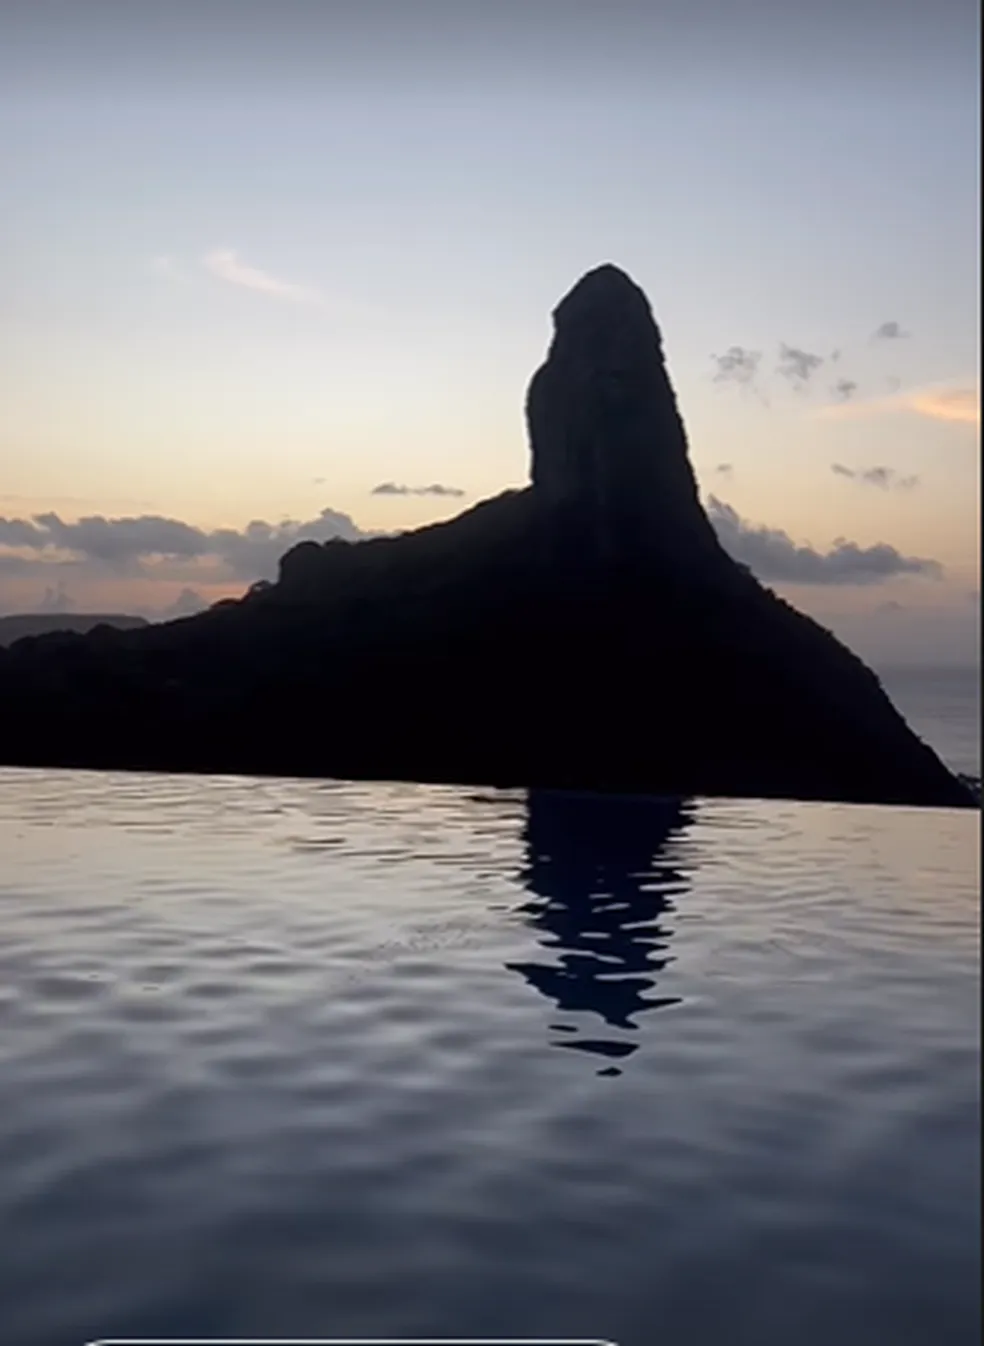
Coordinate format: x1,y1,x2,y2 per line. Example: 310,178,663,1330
0,767,978,1346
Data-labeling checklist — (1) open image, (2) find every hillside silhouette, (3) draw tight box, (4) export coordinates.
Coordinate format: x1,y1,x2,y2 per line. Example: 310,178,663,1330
0,265,973,808
0,613,147,648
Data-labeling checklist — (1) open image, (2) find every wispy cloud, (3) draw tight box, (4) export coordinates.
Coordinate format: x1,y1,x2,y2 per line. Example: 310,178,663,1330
371,482,466,498
712,318,923,410
872,320,910,341
817,382,980,426
831,464,919,490
202,247,322,305
776,343,825,391
907,385,980,425
713,340,833,404
710,346,762,389
38,580,75,613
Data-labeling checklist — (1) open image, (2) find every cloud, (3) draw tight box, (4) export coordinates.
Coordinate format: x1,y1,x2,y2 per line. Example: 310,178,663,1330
371,482,466,497
705,496,942,585
0,495,951,625
715,463,733,477
0,506,365,581
712,341,835,403
830,464,919,490
202,248,321,305
817,382,980,426
209,510,368,576
160,587,208,618
9,512,209,565
710,346,762,389
872,320,910,341
907,385,979,425
39,580,75,613
776,343,825,390
832,377,858,401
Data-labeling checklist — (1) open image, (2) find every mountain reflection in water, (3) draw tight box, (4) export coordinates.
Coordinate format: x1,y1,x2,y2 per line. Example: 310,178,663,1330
508,790,695,1071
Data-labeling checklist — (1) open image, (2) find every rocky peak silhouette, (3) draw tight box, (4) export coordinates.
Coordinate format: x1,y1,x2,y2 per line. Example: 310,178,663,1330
0,265,974,809
528,263,726,572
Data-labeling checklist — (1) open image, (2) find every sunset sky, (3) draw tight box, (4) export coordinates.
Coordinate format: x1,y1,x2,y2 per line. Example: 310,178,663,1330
0,0,978,666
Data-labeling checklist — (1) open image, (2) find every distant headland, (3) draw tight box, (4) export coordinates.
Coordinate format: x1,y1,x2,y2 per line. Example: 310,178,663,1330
0,613,147,648
0,265,974,808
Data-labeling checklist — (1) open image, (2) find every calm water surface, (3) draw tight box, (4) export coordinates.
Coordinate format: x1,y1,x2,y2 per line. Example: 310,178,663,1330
0,769,979,1346
879,665,980,778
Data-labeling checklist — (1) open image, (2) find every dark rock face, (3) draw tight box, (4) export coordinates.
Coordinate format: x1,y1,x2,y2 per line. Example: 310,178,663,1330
0,265,974,809
528,264,726,572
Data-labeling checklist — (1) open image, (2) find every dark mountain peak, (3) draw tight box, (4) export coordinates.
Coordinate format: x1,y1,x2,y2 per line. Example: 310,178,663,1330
551,263,659,348
528,264,725,572
0,265,973,810
554,261,650,302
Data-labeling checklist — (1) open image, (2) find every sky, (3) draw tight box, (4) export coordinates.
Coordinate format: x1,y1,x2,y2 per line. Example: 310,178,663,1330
0,0,979,667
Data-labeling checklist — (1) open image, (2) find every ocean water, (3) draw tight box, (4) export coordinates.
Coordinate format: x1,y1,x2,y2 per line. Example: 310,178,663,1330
878,664,980,779
0,768,978,1346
